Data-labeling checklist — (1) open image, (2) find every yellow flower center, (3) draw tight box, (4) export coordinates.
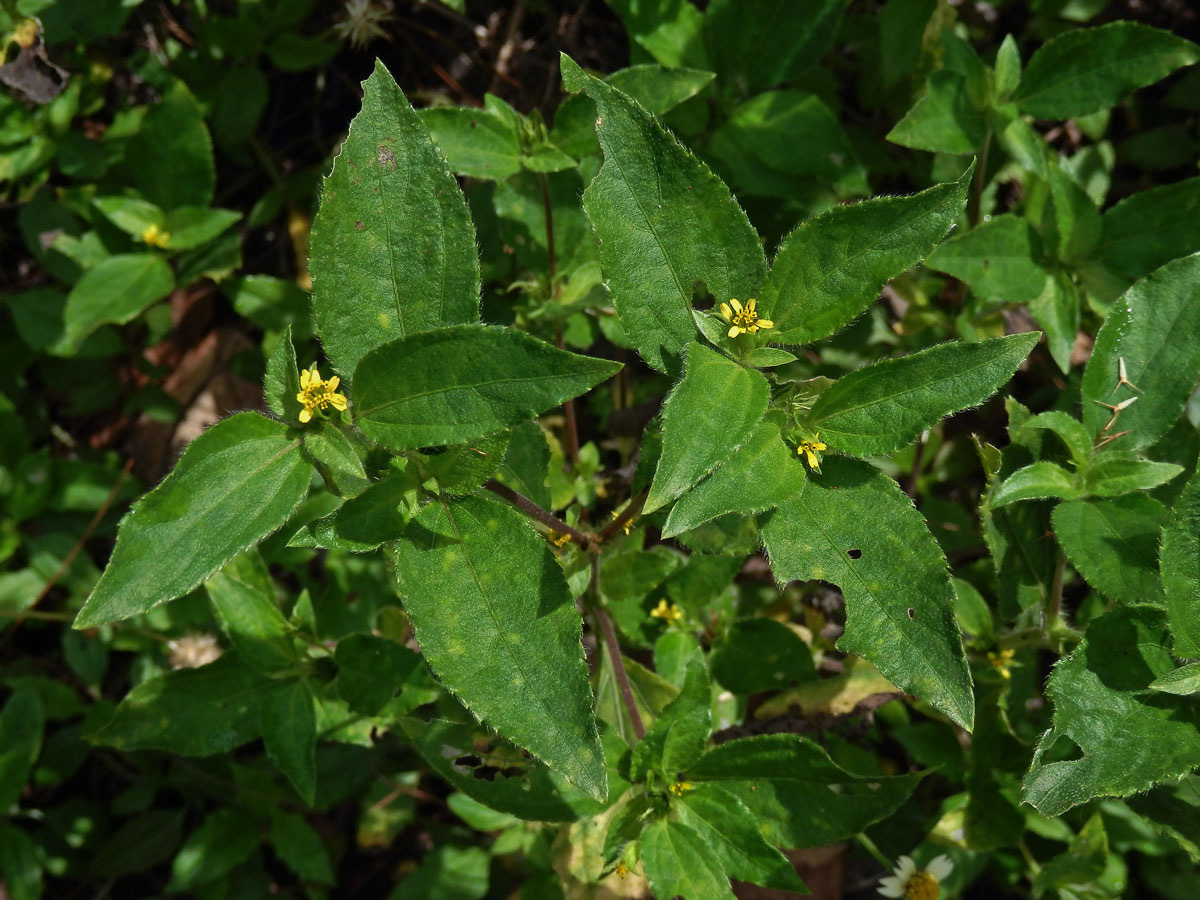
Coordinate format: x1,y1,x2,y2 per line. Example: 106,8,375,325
141,223,170,249
668,781,692,797
905,871,940,900
797,434,828,472
650,599,683,625
719,298,774,338
987,648,1015,679
296,367,348,424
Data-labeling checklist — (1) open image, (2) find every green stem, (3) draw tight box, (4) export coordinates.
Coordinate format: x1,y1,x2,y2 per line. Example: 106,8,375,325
483,479,594,549
856,832,893,869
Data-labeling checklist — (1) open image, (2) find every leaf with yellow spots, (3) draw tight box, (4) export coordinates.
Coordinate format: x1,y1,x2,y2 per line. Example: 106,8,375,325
762,456,974,731
394,495,607,800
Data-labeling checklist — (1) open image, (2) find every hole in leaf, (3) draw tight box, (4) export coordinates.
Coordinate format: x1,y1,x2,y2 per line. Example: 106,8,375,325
455,754,483,768
847,548,862,559
907,608,916,619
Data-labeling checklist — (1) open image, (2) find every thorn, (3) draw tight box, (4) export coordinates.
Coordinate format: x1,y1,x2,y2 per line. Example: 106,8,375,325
1094,429,1130,449
1093,395,1136,435
1109,357,1141,396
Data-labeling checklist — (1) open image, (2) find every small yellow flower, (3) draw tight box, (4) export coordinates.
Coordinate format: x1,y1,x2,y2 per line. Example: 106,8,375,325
718,298,774,338
296,366,348,424
547,530,572,548
987,647,1015,679
610,509,633,535
797,434,827,472
878,854,953,900
668,781,693,797
650,599,684,625
141,223,170,249
614,862,630,878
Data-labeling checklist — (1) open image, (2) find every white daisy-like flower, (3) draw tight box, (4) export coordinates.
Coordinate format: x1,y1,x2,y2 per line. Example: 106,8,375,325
877,854,953,900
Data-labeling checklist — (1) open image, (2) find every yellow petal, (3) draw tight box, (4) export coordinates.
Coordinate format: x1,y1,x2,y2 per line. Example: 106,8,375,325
299,407,313,423
746,298,757,313
328,393,348,411
299,370,312,390
719,302,733,321
730,298,743,314
728,325,742,338
757,319,773,329
326,375,340,391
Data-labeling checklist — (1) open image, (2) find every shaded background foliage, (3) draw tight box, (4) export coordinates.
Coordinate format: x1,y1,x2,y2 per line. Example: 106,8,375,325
3,1,1200,899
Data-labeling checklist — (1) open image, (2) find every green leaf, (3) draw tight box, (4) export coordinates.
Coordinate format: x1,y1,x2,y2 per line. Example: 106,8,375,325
418,106,521,180
991,461,1083,508
309,61,480,378
268,812,335,885
762,457,974,729
1044,164,1101,262
888,69,988,153
494,420,551,509
561,54,765,373
709,89,866,197
425,429,510,495
159,207,241,251
62,253,175,350
689,733,920,847
93,195,164,236
646,343,769,513
1028,271,1080,374
676,784,807,892
1084,454,1184,497
261,680,317,804
75,413,310,627
806,333,1038,458
1053,494,1167,606
396,717,606,821
394,495,606,800
289,469,415,553
1023,607,1200,817
0,689,43,811
703,0,846,95
641,819,735,900
761,171,969,345
264,323,301,421
0,823,41,900
1081,254,1200,450
167,807,259,891
603,0,709,68
994,33,1022,98
1089,176,1200,283
1163,465,1200,656
710,618,817,694
925,214,1049,305
606,65,715,115
744,347,797,367
90,654,273,756
396,845,490,900
1014,22,1200,119
125,79,215,209
303,421,370,498
334,633,421,716
1127,776,1200,863
89,810,184,879
662,422,807,537
1033,812,1109,894
206,563,295,672
631,661,710,781
353,325,620,451
1150,662,1200,695
1022,411,1093,469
